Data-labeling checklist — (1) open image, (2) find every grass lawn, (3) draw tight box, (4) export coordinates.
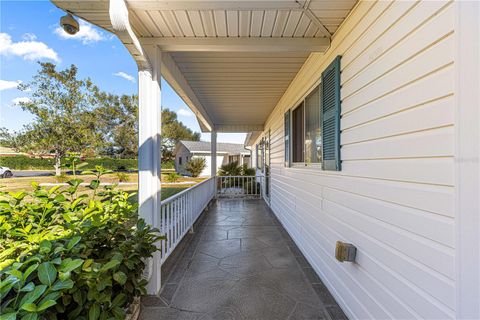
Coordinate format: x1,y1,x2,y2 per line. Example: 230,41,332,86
0,172,203,200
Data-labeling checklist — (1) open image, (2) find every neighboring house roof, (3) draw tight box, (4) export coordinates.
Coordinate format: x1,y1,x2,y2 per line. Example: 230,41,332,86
177,140,250,155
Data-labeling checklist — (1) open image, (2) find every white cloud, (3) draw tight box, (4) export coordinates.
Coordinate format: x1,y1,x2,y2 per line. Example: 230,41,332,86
0,33,59,62
54,21,107,45
177,108,194,117
22,33,37,41
0,80,21,91
113,71,136,83
12,97,31,105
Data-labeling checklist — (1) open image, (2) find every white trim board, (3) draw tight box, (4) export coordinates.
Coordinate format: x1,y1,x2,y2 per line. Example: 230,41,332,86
454,1,480,318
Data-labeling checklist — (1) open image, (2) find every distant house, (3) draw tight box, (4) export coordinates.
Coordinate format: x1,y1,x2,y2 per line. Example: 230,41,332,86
174,140,251,177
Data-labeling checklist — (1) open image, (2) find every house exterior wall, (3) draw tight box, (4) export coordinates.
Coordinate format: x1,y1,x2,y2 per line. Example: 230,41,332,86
253,1,456,318
193,153,226,177
174,144,192,176
175,144,251,177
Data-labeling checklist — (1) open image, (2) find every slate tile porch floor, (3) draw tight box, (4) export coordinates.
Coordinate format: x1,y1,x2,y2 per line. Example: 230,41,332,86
141,199,348,320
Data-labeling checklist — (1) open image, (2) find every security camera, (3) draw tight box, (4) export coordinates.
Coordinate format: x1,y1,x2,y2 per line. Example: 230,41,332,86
60,13,79,35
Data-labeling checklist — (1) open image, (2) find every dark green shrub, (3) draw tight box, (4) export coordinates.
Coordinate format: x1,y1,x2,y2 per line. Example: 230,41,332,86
242,164,256,176
165,172,181,183
185,158,206,178
0,169,163,319
218,161,242,176
115,172,130,182
0,155,55,170
161,160,174,170
0,156,138,171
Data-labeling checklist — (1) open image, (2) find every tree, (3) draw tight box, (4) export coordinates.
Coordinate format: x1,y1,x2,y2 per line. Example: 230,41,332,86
185,157,206,177
92,91,138,158
7,62,99,175
161,108,200,162
3,63,201,171
91,99,200,161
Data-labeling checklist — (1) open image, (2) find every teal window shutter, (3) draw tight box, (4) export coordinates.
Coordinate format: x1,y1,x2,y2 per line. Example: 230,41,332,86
284,110,291,167
321,56,341,171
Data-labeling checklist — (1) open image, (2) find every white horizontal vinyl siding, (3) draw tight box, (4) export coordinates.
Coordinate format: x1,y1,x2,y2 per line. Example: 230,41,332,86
257,1,456,318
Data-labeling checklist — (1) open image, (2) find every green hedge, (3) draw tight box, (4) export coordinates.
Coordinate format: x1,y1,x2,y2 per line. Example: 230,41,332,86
0,176,163,319
0,156,175,171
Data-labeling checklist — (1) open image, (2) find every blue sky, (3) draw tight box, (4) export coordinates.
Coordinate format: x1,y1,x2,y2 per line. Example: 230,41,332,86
0,0,245,144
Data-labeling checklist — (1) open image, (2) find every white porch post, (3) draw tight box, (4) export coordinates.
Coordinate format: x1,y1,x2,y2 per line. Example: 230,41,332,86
211,130,217,178
455,1,480,318
138,48,162,294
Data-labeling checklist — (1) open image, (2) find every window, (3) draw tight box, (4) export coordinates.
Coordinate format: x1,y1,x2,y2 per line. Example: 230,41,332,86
229,155,240,164
305,87,322,164
292,102,305,163
284,56,341,170
179,156,182,165
289,86,321,164
256,139,264,171
284,111,291,166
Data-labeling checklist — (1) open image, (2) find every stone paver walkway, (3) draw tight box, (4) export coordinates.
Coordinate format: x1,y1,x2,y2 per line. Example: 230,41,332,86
140,199,347,320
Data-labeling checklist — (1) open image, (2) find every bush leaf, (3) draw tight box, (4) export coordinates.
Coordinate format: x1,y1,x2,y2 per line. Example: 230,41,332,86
38,262,57,286
20,282,35,292
20,302,37,312
66,236,81,250
0,313,17,320
37,299,56,311
60,258,83,273
88,303,100,320
113,271,127,285
51,279,74,291
19,284,47,307
99,260,120,272
22,313,38,320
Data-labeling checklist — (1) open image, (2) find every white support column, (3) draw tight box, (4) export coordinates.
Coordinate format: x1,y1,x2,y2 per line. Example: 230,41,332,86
138,48,162,294
211,131,217,178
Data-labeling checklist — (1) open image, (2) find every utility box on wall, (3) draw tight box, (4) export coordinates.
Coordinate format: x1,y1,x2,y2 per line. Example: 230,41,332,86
335,241,357,263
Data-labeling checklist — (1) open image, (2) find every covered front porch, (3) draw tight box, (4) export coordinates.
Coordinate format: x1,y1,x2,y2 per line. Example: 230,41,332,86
51,0,357,317
141,198,346,320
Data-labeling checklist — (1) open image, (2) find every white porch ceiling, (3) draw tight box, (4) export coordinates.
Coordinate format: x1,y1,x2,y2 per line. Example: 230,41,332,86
52,0,357,132
171,51,309,130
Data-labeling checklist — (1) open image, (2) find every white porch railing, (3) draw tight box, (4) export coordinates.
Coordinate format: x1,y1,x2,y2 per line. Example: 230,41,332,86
216,175,263,198
158,175,264,264
160,177,215,263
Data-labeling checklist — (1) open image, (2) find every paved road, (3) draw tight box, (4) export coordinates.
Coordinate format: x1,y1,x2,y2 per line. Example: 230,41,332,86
12,170,54,178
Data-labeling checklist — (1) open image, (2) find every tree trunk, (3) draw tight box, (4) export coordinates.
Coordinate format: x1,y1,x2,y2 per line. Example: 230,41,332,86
54,154,62,176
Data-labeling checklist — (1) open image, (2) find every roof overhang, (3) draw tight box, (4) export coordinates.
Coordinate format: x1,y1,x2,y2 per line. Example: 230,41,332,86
51,0,357,134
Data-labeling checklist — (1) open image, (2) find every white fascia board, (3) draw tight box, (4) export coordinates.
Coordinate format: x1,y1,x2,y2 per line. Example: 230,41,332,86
139,37,330,53
126,0,305,10
244,131,262,146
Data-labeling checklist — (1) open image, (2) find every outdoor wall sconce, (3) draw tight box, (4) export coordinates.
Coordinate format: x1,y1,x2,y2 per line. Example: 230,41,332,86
335,241,357,262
